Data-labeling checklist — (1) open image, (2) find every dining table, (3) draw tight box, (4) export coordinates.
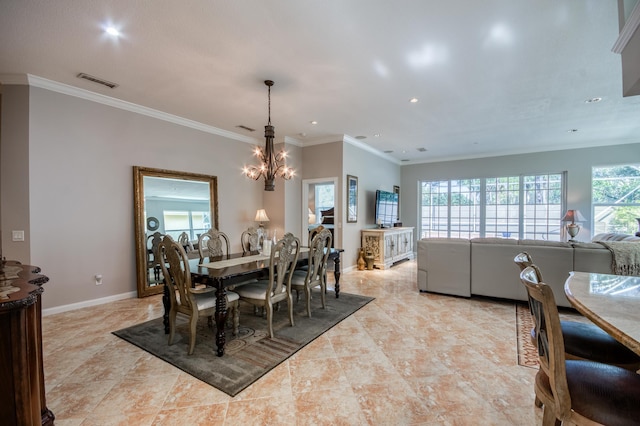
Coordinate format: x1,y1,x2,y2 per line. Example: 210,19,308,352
162,247,344,356
564,271,640,356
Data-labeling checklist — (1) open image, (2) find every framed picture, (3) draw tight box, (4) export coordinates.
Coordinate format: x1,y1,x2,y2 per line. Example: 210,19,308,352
393,185,400,221
347,175,358,223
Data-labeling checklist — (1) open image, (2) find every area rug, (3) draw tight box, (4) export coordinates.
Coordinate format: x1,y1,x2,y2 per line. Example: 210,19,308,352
113,290,374,396
516,303,590,369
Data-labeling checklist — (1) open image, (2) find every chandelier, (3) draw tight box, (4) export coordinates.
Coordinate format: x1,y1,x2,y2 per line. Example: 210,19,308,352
242,80,294,191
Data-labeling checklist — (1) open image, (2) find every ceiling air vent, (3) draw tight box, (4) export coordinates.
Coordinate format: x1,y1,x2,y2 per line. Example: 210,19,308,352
77,73,118,89
417,147,428,152
236,125,256,132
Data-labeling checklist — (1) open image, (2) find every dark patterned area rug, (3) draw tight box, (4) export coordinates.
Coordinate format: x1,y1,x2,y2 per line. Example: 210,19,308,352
113,290,374,396
516,303,589,369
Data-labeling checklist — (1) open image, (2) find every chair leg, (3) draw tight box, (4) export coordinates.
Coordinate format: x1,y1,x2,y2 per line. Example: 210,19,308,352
168,309,177,345
288,294,295,327
319,279,326,309
188,314,198,355
305,286,312,318
266,303,274,338
231,301,239,336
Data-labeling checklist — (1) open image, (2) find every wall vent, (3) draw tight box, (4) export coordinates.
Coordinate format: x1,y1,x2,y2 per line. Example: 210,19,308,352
76,73,118,89
236,125,256,132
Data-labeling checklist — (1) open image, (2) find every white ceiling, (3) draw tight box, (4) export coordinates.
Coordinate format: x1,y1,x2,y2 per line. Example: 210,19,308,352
1,0,639,164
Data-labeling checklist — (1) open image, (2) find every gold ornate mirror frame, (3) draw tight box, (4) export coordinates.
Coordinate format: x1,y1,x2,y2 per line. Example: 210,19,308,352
133,166,219,297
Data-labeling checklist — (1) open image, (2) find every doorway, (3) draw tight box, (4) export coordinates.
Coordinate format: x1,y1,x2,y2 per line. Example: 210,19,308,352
302,177,338,246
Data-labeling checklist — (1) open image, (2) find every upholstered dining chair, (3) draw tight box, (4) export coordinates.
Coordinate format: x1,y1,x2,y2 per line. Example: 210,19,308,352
290,228,332,317
514,252,640,374
159,235,240,355
197,229,230,260
519,265,640,425
236,232,300,338
308,225,325,244
241,227,262,254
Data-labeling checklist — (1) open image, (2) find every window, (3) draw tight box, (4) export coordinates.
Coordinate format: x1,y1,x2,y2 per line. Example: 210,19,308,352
592,164,640,235
163,210,210,240
420,173,564,240
314,183,335,219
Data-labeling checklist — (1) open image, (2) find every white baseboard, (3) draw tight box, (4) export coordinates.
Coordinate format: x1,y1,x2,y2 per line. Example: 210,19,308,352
43,291,138,317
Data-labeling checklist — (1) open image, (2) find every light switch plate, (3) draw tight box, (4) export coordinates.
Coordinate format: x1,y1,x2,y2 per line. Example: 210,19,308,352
12,230,25,242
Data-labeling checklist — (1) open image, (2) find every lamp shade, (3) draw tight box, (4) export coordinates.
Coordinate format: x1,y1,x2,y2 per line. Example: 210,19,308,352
255,209,270,222
561,209,586,223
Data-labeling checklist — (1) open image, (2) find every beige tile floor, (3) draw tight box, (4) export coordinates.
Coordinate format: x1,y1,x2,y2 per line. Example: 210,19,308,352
42,260,542,425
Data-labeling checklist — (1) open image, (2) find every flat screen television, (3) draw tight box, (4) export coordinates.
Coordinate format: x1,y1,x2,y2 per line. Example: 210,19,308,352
375,190,399,228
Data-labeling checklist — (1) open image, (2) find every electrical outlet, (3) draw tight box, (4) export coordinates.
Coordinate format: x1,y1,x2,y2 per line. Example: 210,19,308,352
12,230,25,241
95,274,103,285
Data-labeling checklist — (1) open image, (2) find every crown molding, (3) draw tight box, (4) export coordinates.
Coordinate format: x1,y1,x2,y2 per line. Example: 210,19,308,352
612,1,640,54
342,135,401,165
0,73,259,145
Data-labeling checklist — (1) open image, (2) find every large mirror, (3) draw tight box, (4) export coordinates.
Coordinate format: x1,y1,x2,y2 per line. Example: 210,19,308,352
134,166,219,297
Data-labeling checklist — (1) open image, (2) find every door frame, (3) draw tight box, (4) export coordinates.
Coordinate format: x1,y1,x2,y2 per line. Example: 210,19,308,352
301,177,339,246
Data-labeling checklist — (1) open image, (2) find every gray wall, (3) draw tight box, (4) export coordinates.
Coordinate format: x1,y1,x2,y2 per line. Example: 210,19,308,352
2,84,266,310
401,142,640,242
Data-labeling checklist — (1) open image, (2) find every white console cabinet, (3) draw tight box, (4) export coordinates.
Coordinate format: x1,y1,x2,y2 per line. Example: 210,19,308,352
361,227,414,269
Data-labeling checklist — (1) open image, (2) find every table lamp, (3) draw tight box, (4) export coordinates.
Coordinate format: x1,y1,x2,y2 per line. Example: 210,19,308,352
255,209,270,229
562,209,586,241
308,208,317,224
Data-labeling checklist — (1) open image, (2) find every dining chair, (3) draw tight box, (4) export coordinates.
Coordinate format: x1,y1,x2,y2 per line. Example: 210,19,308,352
235,232,300,338
519,265,640,425
159,235,240,355
178,231,194,253
240,227,262,254
291,228,332,317
197,229,230,260
514,252,640,375
147,231,164,282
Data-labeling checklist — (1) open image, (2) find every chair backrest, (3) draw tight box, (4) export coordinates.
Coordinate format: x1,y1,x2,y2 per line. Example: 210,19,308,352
197,229,230,260
513,251,533,272
266,232,300,300
178,231,194,252
241,227,262,254
158,235,195,312
147,232,164,265
308,225,325,245
519,265,571,420
306,228,333,282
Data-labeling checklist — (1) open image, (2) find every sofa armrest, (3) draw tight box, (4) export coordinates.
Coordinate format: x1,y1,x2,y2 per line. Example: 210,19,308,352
417,238,471,296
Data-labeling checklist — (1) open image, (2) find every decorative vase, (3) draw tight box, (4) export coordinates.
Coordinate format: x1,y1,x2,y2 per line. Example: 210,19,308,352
357,249,365,271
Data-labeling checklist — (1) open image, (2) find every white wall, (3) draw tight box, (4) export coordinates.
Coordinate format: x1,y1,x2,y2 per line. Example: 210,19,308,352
401,142,640,242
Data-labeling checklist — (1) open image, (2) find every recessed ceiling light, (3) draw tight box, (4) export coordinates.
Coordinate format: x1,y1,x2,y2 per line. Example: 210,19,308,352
355,135,367,140
105,26,121,37
310,121,318,125
585,97,602,103
409,98,419,103
567,129,578,133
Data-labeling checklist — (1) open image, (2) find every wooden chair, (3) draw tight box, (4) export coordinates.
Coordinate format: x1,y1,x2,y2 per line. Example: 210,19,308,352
308,225,325,244
514,252,640,375
178,231,194,253
236,232,300,338
291,228,332,317
241,227,262,254
146,231,164,283
519,265,640,425
197,229,230,260
159,235,239,355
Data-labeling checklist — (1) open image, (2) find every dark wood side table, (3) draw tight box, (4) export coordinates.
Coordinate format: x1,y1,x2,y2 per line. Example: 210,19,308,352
0,261,54,426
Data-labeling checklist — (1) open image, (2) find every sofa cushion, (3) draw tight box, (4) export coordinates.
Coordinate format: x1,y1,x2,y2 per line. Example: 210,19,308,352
471,237,518,245
593,233,640,242
518,239,572,248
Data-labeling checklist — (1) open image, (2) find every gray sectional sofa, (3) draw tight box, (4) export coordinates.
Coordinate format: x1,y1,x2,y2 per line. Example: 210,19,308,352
417,233,640,307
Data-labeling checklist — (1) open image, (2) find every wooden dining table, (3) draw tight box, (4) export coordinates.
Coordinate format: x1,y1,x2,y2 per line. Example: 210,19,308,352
162,247,343,356
564,271,640,356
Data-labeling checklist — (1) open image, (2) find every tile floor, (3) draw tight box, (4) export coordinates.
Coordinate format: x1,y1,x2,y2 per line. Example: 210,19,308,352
42,260,542,425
